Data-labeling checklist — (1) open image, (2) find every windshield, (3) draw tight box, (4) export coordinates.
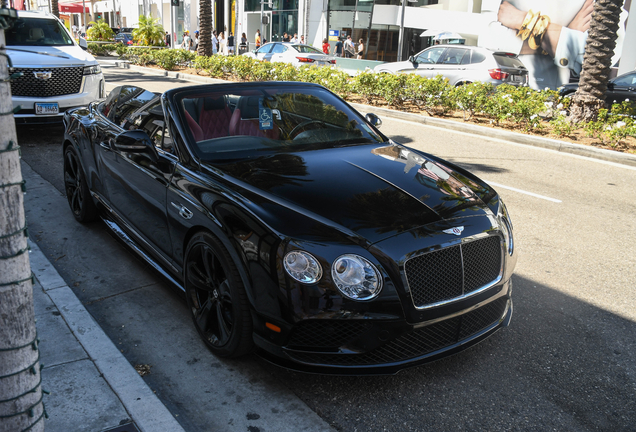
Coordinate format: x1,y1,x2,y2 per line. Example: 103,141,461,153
6,17,74,47
293,45,323,54
178,86,385,161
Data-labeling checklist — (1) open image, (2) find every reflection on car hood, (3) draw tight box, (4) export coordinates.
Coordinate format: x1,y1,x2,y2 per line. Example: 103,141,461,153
212,143,496,243
375,60,413,72
7,45,97,67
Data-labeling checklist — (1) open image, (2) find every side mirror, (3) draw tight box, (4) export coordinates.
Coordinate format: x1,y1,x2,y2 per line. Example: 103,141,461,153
408,55,416,63
113,130,153,152
365,113,382,129
607,82,615,90
79,38,88,50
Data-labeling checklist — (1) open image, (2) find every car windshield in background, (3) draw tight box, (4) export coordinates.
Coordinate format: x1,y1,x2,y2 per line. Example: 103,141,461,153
6,17,73,46
293,45,323,54
178,86,385,161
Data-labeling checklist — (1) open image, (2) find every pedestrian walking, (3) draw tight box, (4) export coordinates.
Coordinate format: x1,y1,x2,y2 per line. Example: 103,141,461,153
180,31,192,50
219,31,227,55
344,35,355,58
228,32,235,54
332,37,343,57
165,31,171,47
212,30,219,54
357,38,364,59
291,33,299,43
255,29,261,49
322,38,329,54
193,30,199,51
300,35,305,44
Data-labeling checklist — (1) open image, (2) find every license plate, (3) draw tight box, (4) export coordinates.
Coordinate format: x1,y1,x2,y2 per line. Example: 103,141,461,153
512,75,524,82
35,102,59,115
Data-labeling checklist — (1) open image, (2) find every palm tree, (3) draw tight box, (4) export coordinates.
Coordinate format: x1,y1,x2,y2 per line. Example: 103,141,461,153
569,0,625,123
87,19,115,41
0,28,45,432
51,0,59,18
133,15,165,46
198,0,212,56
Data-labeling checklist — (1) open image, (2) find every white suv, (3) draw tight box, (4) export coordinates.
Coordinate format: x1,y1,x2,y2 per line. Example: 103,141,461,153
6,11,104,124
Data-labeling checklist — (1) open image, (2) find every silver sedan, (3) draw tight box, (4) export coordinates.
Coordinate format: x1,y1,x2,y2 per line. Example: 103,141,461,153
243,42,336,67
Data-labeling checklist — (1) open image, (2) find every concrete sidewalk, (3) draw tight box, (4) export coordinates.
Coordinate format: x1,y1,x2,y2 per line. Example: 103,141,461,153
26,185,184,431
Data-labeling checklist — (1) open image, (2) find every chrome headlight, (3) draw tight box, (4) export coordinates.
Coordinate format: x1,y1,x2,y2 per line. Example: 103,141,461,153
331,254,382,301
83,64,102,75
497,199,514,255
284,251,322,284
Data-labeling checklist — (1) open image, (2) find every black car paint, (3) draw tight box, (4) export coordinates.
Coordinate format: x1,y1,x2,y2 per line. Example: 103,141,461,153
63,82,516,373
559,71,636,105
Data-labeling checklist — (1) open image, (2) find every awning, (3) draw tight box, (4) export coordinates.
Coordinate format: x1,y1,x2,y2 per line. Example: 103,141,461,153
59,2,89,13
420,30,463,40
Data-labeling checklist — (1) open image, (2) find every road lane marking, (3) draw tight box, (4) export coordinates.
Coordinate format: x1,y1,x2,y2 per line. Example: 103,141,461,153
484,180,562,203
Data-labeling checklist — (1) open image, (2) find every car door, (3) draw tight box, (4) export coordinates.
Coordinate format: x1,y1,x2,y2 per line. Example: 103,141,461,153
254,43,275,61
269,43,288,63
607,72,636,105
96,90,176,261
409,47,447,78
433,47,469,85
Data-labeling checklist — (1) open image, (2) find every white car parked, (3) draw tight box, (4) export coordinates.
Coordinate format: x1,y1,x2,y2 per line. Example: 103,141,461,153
6,11,105,124
243,42,336,67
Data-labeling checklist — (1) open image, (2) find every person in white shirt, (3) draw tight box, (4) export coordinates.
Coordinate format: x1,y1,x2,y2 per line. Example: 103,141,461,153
219,31,227,55
480,0,627,90
343,35,355,58
71,24,78,38
290,33,299,43
180,31,192,50
211,30,219,54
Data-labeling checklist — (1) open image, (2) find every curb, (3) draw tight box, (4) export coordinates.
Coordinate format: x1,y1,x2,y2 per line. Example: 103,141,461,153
28,239,186,432
108,60,636,168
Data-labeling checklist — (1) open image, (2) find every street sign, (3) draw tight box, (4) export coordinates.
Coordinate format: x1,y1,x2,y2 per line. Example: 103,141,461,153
329,29,339,42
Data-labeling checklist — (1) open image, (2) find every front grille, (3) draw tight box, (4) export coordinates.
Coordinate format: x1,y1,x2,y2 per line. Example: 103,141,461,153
286,297,508,366
9,67,84,97
287,320,372,349
405,235,502,308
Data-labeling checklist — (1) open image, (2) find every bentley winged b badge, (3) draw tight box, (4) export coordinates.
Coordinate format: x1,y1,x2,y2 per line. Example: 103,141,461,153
443,226,465,236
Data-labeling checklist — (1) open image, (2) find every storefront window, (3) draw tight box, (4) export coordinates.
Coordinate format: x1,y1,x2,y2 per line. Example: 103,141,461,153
245,0,298,12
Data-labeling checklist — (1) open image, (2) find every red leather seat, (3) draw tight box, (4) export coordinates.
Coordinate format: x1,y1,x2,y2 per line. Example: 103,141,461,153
229,96,280,140
184,96,232,141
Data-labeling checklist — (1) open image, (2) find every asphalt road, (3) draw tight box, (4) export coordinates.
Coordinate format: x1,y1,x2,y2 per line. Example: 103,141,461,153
17,63,636,431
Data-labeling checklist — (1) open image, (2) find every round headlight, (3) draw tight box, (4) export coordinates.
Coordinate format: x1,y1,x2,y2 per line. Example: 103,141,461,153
284,251,322,284
331,254,382,301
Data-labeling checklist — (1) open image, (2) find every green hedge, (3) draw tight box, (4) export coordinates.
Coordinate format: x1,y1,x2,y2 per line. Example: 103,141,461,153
116,47,636,148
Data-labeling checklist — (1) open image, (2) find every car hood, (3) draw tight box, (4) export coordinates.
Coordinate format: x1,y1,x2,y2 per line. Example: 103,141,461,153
375,60,413,72
7,45,97,68
211,142,496,244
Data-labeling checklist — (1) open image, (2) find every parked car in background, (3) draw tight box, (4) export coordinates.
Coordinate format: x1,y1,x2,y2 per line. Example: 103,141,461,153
374,45,528,87
62,81,517,374
243,42,336,67
6,11,104,124
115,32,133,46
558,70,636,106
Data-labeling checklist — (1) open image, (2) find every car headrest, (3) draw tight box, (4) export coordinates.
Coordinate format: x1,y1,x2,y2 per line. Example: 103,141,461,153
237,96,260,119
204,96,227,111
29,28,44,40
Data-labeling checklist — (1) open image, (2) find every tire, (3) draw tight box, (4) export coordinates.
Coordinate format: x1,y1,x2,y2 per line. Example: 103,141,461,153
184,232,253,358
63,145,97,223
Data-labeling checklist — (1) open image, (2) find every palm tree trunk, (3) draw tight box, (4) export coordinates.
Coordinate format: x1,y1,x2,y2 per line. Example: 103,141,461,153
198,0,212,56
0,30,45,432
569,0,624,123
51,0,59,18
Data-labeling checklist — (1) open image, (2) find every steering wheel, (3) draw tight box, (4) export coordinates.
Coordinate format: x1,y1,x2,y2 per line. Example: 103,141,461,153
289,120,325,139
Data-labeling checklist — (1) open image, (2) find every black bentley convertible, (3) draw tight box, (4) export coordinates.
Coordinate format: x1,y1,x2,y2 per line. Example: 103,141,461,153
62,82,517,374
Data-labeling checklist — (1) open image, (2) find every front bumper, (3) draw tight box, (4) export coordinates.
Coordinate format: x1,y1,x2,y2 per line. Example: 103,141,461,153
12,73,104,124
254,279,513,375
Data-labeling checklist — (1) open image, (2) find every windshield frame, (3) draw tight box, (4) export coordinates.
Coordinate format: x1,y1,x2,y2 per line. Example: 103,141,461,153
170,83,387,162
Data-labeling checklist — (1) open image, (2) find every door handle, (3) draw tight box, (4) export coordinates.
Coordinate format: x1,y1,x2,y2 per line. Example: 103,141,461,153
99,138,113,151
171,202,193,220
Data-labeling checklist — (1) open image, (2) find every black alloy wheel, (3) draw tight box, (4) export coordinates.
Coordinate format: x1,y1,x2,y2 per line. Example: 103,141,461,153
63,146,97,223
184,232,253,358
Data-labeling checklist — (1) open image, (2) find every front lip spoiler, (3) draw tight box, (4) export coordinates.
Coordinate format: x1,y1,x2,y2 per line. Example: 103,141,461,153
254,298,513,376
